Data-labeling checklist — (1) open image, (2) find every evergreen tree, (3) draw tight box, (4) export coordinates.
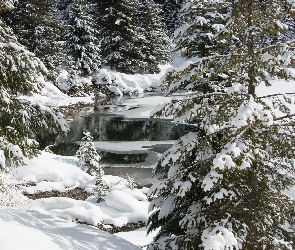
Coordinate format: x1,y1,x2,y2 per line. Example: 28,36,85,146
63,0,101,81
147,0,295,249
75,132,102,176
0,11,68,169
174,0,227,58
139,0,171,73
94,167,108,202
154,0,184,35
96,0,146,74
75,131,108,202
1,0,64,83
95,0,170,74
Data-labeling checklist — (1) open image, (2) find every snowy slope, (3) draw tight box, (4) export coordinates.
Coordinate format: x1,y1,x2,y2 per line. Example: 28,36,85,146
0,208,141,250
13,151,149,228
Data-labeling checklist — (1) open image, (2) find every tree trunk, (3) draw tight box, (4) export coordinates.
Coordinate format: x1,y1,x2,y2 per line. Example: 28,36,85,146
247,0,256,96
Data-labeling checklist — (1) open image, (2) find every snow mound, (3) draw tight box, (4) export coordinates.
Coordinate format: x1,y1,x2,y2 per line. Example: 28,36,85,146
93,67,170,96
14,151,149,228
0,208,141,250
32,197,113,226
32,189,149,228
14,151,94,193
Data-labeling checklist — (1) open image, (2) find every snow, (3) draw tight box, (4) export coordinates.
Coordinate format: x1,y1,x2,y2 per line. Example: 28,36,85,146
256,79,295,115
13,151,149,227
24,80,93,107
0,208,141,250
1,150,154,249
0,150,5,169
1,57,294,249
14,152,93,193
91,140,175,152
111,94,172,118
202,226,239,250
115,226,160,247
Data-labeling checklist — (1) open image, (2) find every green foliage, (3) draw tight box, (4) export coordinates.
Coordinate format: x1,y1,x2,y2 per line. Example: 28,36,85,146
94,167,108,203
63,1,101,79
1,0,65,83
0,20,68,170
174,0,227,58
147,0,295,249
75,131,102,175
95,0,170,74
154,0,184,35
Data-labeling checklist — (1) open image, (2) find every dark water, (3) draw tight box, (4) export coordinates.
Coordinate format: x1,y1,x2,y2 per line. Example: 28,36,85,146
40,96,188,185
63,114,186,142
50,113,187,160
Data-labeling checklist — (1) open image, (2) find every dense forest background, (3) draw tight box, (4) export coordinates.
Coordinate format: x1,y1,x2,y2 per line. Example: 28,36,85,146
0,0,183,95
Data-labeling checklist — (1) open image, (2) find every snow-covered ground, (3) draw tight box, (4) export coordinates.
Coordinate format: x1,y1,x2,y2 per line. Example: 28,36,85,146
1,151,157,249
1,65,295,249
14,151,150,228
0,66,171,250
0,208,141,250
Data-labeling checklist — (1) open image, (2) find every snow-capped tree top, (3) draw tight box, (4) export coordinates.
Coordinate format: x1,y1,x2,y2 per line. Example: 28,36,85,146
75,131,102,176
81,131,94,142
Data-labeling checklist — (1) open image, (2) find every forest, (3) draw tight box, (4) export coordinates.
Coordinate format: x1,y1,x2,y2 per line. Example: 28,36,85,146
0,0,295,249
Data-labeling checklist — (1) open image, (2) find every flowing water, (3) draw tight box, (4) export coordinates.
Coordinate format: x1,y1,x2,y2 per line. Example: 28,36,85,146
48,94,188,186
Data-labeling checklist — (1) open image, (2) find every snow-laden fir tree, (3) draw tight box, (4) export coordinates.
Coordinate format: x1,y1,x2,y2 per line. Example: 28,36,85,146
138,0,171,74
174,0,227,58
75,132,102,176
154,0,184,35
94,166,108,202
147,0,295,249
75,131,108,202
94,0,170,74
95,0,147,74
1,0,65,83
0,4,68,170
63,0,101,88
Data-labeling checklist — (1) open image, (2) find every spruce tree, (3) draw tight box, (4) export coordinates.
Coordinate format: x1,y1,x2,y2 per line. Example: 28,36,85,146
154,0,184,35
139,0,171,73
96,0,146,74
1,0,64,83
0,10,68,169
63,0,101,81
75,131,108,202
95,0,170,74
94,167,108,202
147,0,295,249
75,132,102,176
174,0,227,58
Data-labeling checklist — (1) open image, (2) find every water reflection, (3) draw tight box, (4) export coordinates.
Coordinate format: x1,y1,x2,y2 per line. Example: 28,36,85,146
45,94,189,185
65,114,186,142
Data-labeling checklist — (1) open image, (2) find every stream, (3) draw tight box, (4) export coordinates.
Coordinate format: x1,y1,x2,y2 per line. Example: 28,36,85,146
49,93,188,187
